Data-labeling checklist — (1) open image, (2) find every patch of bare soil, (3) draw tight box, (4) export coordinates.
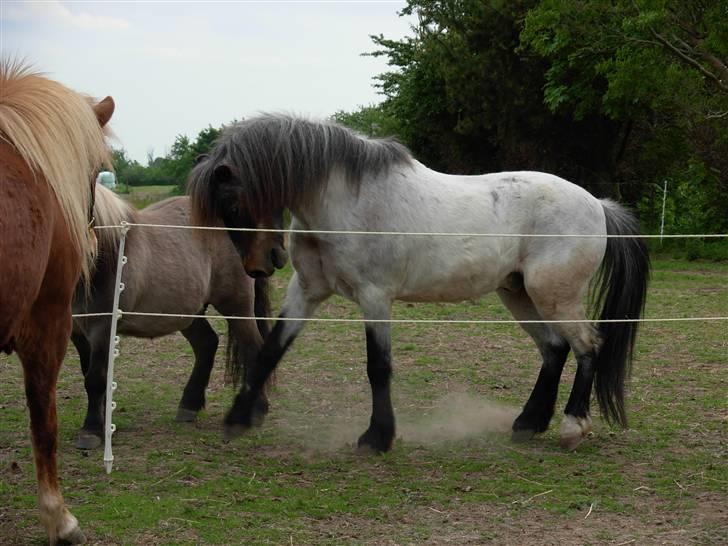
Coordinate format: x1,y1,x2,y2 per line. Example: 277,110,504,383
305,494,727,545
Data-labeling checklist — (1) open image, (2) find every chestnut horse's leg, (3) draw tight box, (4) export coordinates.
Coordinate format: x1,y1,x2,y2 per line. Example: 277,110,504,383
18,309,85,545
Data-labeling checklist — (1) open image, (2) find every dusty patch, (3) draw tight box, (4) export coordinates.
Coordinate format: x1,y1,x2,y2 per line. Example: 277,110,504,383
303,494,727,546
397,391,518,445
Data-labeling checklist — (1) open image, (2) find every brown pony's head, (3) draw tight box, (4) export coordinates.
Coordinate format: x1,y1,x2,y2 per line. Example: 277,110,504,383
87,96,115,237
191,160,288,278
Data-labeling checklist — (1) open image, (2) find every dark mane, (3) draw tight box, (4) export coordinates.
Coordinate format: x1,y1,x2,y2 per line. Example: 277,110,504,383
188,113,412,224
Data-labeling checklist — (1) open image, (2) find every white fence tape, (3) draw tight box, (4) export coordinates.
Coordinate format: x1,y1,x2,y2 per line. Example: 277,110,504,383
73,221,726,474
121,221,728,239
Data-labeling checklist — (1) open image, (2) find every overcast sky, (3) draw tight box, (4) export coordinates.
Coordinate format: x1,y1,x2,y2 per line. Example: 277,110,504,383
3,0,415,162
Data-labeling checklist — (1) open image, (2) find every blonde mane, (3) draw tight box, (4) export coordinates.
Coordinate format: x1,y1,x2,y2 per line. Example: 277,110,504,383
0,60,112,281
93,183,136,252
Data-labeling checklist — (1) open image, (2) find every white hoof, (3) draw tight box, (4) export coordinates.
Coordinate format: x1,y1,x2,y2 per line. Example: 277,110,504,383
40,491,85,545
559,414,592,451
58,522,86,545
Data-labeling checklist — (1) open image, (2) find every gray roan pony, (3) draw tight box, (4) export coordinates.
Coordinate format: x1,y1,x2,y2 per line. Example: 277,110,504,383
188,114,650,452
71,184,275,449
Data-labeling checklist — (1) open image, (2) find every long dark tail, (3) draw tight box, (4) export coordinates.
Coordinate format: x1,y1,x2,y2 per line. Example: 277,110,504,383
592,200,650,427
224,277,272,387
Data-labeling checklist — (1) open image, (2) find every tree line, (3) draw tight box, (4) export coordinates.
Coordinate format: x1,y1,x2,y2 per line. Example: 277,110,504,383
111,125,221,192
112,0,727,258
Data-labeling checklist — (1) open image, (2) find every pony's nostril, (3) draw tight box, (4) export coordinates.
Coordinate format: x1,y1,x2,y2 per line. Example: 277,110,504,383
248,269,270,279
272,248,289,269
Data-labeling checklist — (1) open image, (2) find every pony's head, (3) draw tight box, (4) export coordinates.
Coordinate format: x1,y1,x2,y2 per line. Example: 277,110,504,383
87,96,115,235
190,156,289,278
188,113,412,277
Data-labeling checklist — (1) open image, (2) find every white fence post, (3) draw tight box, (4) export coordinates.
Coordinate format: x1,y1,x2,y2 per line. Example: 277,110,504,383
660,180,668,245
103,221,129,474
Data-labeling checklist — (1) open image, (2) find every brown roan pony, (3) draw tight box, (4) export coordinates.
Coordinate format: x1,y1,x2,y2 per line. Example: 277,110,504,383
0,61,114,545
71,185,272,450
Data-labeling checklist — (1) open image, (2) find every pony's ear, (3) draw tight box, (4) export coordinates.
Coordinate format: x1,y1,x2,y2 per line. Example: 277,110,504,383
93,96,115,127
213,163,234,184
194,154,209,165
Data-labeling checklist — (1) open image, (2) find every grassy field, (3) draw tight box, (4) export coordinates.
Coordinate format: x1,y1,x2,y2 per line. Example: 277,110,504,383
116,185,177,209
1,259,726,545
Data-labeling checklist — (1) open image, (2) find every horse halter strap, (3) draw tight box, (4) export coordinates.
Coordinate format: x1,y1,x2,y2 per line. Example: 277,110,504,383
87,180,96,230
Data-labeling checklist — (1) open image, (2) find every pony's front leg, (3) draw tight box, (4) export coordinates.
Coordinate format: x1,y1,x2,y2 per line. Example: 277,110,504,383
224,272,328,439
177,317,219,422
358,297,395,454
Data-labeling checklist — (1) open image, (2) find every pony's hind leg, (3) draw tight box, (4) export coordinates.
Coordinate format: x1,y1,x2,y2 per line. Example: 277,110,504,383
73,319,111,450
71,332,91,377
18,314,85,544
524,272,601,451
177,317,219,422
497,284,570,442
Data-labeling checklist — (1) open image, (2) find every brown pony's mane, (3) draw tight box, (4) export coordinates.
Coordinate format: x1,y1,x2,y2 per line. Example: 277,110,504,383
0,59,112,281
93,184,136,254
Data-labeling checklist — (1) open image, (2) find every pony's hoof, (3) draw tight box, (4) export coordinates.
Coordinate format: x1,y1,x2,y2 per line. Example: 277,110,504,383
559,414,592,451
58,524,86,545
357,427,393,454
223,423,250,442
511,428,536,443
175,407,199,423
74,431,102,450
252,396,270,425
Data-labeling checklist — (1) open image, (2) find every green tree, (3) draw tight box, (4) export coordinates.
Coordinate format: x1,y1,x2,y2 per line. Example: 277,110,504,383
331,104,401,137
522,0,728,234
111,148,144,190
369,0,727,249
369,0,629,197
173,125,222,193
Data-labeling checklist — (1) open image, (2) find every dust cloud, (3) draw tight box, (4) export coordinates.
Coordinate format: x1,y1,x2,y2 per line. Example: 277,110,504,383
279,391,520,451
397,392,519,445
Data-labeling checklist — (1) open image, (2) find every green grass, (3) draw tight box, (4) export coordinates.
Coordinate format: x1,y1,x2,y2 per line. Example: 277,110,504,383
116,185,177,209
1,259,726,545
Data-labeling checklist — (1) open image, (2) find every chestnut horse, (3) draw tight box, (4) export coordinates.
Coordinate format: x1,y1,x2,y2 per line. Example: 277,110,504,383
0,61,114,544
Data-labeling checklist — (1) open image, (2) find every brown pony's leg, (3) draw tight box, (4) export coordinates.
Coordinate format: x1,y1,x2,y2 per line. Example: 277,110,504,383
18,306,85,545
176,316,219,422
13,187,87,544
19,318,85,544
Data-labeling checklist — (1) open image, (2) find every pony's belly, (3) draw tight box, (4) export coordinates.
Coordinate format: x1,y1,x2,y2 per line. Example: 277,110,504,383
397,272,500,303
117,316,194,338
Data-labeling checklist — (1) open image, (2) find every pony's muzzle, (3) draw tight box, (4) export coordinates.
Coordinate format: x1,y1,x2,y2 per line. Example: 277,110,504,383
248,268,271,279
272,247,289,269
246,248,288,278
